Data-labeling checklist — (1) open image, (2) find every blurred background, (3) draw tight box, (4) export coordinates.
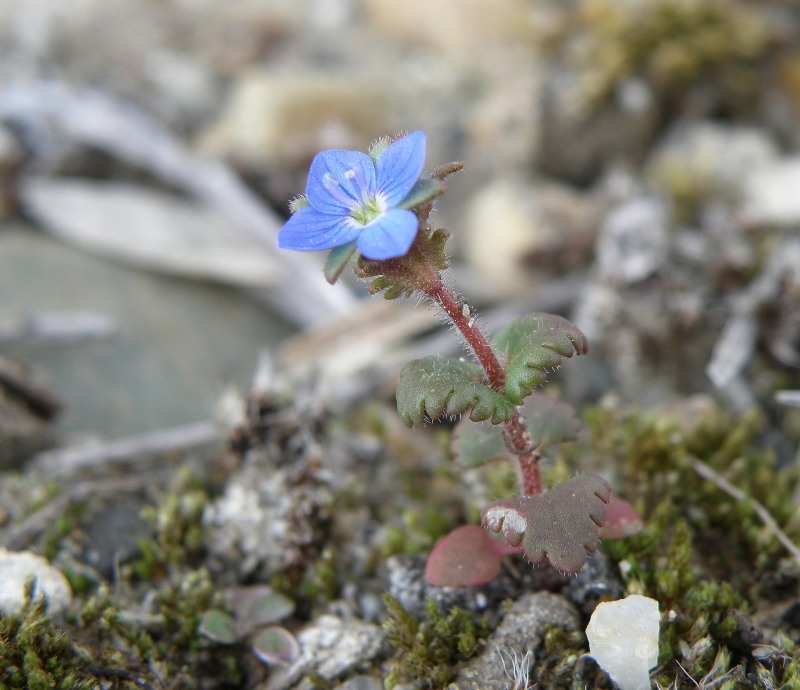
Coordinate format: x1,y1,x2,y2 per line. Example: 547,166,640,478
1,0,799,456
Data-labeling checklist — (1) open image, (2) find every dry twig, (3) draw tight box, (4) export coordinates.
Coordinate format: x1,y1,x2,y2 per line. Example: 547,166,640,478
688,456,800,564
31,420,223,478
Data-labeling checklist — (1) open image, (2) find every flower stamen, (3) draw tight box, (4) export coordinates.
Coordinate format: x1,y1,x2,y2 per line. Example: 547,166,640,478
344,167,371,200
322,172,359,207
350,192,386,226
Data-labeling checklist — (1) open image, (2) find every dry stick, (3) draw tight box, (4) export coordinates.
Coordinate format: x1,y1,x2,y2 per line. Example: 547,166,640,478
1,471,174,551
31,420,223,478
688,456,800,564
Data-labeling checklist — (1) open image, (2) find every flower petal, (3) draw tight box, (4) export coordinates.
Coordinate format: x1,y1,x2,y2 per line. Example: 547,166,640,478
306,149,376,214
277,206,360,251
375,131,426,206
357,208,418,260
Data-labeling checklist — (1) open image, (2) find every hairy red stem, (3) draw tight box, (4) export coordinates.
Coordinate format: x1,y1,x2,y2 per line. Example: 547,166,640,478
425,280,542,496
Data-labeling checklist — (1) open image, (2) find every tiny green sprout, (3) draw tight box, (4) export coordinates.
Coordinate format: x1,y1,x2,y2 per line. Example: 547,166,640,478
279,132,639,587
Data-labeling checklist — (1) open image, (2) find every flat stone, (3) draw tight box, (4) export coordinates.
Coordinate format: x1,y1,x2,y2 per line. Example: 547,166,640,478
0,225,293,438
447,591,581,690
744,157,800,225
261,615,383,690
0,548,72,615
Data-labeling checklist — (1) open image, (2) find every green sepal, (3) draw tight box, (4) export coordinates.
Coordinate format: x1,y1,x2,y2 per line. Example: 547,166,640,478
324,241,358,285
396,355,515,427
368,275,414,300
357,228,450,299
397,178,446,210
368,136,391,162
491,314,589,405
288,195,310,213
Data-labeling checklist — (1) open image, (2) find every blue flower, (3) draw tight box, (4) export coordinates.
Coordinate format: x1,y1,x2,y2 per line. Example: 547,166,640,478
278,132,426,260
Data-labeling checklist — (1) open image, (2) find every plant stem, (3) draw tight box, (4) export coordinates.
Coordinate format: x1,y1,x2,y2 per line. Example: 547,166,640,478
425,280,542,496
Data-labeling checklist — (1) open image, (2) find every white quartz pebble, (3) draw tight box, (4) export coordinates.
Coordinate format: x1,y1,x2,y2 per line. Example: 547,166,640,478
0,548,72,615
586,594,660,690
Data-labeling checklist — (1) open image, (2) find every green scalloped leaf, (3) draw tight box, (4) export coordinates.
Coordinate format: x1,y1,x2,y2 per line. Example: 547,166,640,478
491,314,589,405
324,241,358,285
451,392,582,469
522,392,583,450
396,355,515,427
451,421,507,469
397,178,446,210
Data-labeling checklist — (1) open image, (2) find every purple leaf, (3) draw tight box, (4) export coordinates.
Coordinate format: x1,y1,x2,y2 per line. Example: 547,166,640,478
225,585,295,637
425,524,514,587
252,626,300,667
598,494,644,540
482,475,611,574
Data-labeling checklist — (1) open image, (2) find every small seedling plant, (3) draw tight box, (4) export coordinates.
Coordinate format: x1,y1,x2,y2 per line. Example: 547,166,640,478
279,132,632,586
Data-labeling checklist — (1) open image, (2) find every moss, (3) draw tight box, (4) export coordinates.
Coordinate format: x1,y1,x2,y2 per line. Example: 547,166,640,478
75,570,243,689
585,405,800,572
562,0,769,103
580,403,800,687
41,504,85,562
381,505,455,559
382,594,487,689
53,472,244,689
298,545,340,604
0,582,96,690
131,479,210,580
535,626,601,689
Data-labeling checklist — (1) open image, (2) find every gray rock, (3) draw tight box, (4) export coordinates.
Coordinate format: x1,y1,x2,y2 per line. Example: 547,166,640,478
333,676,383,690
647,122,778,204
447,591,581,690
0,548,72,615
744,156,800,226
563,552,624,616
0,225,293,438
80,499,151,579
537,65,658,185
596,197,669,284
385,555,495,620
